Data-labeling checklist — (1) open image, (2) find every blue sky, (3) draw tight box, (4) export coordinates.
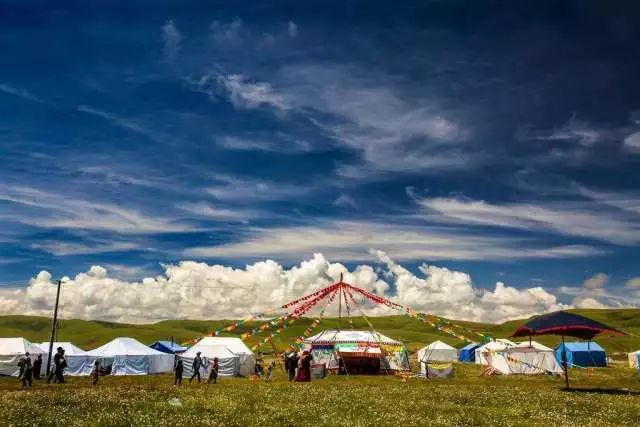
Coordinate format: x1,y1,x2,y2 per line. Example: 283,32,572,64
1,0,640,313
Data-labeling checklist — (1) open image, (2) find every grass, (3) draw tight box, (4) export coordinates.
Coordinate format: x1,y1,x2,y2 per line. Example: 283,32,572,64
2,309,639,358
1,363,639,426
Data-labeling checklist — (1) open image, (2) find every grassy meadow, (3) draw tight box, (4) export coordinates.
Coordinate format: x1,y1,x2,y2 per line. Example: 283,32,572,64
0,363,639,426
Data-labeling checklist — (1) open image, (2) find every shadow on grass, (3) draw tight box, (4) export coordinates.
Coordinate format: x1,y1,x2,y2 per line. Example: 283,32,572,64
562,387,640,396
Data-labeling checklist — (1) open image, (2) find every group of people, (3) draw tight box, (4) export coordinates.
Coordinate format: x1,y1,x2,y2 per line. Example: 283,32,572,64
284,350,313,382
173,352,219,386
17,347,67,387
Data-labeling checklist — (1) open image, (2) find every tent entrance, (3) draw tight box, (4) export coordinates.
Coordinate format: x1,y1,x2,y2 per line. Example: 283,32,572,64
340,355,381,375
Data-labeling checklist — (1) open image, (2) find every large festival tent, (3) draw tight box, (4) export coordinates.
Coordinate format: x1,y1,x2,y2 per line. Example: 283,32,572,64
474,339,516,365
86,337,174,375
181,337,255,377
303,329,409,374
38,342,93,376
458,342,480,363
554,341,607,368
628,350,640,369
484,341,563,375
149,340,187,354
417,340,457,363
0,337,46,377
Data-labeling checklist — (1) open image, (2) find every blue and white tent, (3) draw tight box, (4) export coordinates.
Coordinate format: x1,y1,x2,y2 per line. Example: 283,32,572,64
554,341,607,368
149,341,187,354
87,337,174,375
39,342,93,376
628,350,640,369
458,343,480,363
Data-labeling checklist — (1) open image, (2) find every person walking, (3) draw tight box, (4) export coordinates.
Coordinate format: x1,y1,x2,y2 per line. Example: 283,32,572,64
32,354,43,380
174,359,183,386
189,352,203,383
47,347,67,384
207,357,219,384
19,353,33,387
294,351,312,382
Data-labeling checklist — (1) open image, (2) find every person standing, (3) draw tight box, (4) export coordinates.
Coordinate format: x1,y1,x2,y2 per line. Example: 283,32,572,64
32,354,43,380
294,351,312,382
207,357,219,384
174,359,183,386
91,359,101,385
189,351,203,383
286,352,298,381
47,347,67,384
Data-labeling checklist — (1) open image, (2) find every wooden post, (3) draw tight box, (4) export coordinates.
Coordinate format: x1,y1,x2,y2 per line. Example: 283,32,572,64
561,336,570,389
46,279,62,376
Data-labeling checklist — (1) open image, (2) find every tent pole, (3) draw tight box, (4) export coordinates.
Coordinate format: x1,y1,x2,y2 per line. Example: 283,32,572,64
46,279,63,376
561,336,569,389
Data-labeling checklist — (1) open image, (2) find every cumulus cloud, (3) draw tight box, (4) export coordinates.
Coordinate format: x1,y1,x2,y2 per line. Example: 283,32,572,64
161,19,182,61
572,296,607,309
582,273,608,290
624,131,640,153
0,252,567,324
626,277,640,289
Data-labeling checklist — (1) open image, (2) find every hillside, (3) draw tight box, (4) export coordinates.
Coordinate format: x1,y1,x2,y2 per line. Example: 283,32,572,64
1,309,638,355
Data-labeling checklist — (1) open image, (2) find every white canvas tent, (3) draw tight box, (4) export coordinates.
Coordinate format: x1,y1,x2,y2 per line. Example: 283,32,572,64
39,342,93,376
628,350,640,369
181,337,255,377
0,337,46,377
486,341,563,375
87,337,174,375
417,341,457,364
475,339,516,365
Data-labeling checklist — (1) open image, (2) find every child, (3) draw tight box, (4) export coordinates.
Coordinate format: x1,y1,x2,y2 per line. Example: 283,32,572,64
207,357,219,384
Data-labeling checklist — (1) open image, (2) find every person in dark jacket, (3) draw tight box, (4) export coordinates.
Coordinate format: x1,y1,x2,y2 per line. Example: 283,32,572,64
32,354,43,380
47,347,67,384
207,357,219,384
91,359,101,385
174,359,183,386
189,352,203,383
19,353,33,387
286,352,299,381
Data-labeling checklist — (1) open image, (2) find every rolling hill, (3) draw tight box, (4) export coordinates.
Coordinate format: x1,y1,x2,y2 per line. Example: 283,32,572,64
1,309,638,356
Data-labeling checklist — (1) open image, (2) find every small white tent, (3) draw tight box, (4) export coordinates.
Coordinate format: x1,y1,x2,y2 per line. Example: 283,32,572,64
0,337,46,377
475,339,516,365
87,337,174,375
628,350,640,369
417,341,457,364
487,341,563,375
39,342,93,376
181,337,255,377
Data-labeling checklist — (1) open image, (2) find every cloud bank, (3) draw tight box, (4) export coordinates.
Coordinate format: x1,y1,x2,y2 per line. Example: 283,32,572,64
0,252,567,324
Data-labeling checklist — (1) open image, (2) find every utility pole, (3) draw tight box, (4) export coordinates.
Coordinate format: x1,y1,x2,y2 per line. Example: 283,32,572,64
338,273,343,330
46,279,63,376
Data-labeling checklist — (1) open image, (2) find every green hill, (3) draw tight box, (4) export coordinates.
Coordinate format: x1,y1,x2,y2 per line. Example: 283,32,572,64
1,309,638,356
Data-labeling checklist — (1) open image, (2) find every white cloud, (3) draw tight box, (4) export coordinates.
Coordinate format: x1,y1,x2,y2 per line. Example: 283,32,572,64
209,18,245,46
206,174,309,203
536,116,601,146
161,19,182,61
626,277,640,289
0,185,197,234
582,273,608,290
288,21,298,38
333,194,357,209
0,252,568,323
77,105,167,142
0,83,45,104
177,201,253,222
183,220,604,262
215,135,312,153
624,131,640,153
572,296,607,309
31,240,141,256
421,197,640,245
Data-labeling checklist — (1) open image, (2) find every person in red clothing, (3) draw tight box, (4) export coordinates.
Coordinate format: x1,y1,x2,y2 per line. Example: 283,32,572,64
294,351,312,382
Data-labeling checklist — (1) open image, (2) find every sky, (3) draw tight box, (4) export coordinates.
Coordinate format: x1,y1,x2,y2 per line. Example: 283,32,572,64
1,0,640,323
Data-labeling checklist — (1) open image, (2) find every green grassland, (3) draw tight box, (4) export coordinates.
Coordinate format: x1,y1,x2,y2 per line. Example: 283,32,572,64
1,308,639,357
0,363,639,426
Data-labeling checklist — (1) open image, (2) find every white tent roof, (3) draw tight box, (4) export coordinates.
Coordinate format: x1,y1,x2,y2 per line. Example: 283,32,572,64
513,341,553,352
39,342,87,355
478,339,515,351
186,337,253,355
305,330,401,345
423,340,456,351
86,337,165,356
0,337,45,355
182,342,240,360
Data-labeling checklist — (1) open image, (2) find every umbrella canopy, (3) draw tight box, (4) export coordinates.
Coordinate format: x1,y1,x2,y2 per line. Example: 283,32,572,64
511,311,625,340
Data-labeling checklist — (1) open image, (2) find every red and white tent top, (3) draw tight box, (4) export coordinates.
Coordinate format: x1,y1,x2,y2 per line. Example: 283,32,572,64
304,330,401,346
